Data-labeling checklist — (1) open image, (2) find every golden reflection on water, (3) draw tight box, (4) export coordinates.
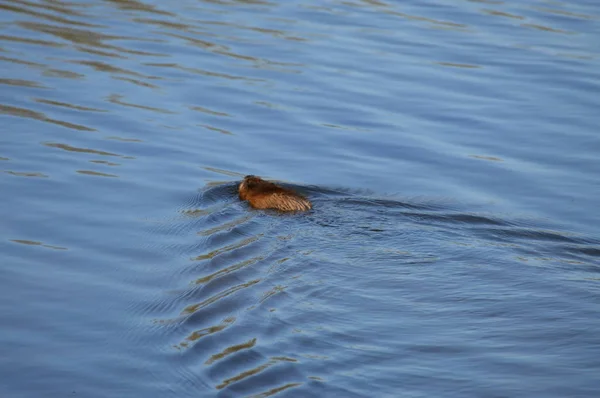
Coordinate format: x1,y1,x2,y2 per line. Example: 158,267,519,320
72,60,155,79
189,105,231,117
199,123,234,136
89,160,120,166
260,284,287,304
197,215,253,236
144,62,265,82
193,256,263,285
33,98,107,112
173,316,236,350
4,170,48,178
76,169,118,177
105,136,143,142
17,22,120,49
40,142,132,177
522,23,573,35
0,33,67,48
159,32,223,50
482,9,525,20
0,78,45,88
107,94,173,114
470,154,503,162
246,382,303,398
0,0,91,20
386,10,468,29
0,55,44,67
205,337,257,365
216,357,298,390
192,235,262,261
43,68,84,79
0,105,96,131
181,208,212,217
202,167,245,178
106,0,175,16
181,278,261,315
43,142,123,157
534,7,596,20
10,239,67,250
436,62,481,69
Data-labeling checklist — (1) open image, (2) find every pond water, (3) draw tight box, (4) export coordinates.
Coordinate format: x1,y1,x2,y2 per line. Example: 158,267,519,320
1,0,599,397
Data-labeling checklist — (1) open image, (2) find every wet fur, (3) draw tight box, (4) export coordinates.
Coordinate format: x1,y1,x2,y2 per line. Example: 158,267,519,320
239,175,312,212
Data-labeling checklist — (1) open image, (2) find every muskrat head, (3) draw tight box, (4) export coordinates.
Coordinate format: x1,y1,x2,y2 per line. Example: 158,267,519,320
239,175,261,200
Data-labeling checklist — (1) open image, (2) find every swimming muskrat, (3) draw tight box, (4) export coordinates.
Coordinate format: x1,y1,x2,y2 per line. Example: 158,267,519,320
238,175,312,212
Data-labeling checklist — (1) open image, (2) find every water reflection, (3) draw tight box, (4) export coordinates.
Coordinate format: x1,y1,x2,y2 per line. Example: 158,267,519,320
76,169,118,177
89,159,120,166
44,142,123,157
4,170,48,178
482,9,525,20
10,238,67,250
108,94,174,114
0,104,96,131
0,77,45,87
522,23,573,34
34,97,107,112
205,337,257,365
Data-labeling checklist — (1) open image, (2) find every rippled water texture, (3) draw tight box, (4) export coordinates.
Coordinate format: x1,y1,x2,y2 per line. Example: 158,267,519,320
1,0,599,397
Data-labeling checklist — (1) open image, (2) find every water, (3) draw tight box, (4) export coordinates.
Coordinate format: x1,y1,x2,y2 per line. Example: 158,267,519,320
1,0,599,396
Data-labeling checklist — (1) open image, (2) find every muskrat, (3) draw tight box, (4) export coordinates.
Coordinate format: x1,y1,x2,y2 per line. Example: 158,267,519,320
238,175,312,212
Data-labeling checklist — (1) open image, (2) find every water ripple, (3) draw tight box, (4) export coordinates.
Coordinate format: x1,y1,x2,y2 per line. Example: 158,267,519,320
0,104,96,131
137,180,600,395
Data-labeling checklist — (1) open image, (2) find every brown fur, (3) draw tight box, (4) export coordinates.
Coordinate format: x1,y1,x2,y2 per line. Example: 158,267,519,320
238,175,312,212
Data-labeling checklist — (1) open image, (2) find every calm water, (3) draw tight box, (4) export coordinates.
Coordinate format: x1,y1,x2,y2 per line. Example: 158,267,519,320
1,0,599,397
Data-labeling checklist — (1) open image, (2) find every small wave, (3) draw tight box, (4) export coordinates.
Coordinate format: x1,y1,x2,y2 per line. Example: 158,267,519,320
138,180,600,396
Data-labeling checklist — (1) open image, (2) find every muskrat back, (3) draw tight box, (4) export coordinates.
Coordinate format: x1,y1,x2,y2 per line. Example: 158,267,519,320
238,175,312,212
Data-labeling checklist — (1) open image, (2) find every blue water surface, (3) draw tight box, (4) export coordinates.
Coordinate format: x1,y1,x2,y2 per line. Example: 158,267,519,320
1,0,599,397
